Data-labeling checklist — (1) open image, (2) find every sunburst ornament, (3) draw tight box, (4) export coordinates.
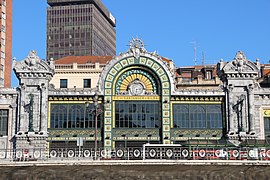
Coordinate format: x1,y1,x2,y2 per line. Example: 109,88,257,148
116,69,158,95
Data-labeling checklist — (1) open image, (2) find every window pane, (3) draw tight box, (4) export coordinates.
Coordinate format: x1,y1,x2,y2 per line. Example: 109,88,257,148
264,117,270,135
115,101,160,128
83,79,91,88
50,103,101,129
60,79,68,88
0,110,8,136
173,104,222,129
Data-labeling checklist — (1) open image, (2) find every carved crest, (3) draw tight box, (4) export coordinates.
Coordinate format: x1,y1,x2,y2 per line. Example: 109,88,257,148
128,37,146,59
13,50,55,79
219,51,259,75
232,51,247,72
24,50,39,67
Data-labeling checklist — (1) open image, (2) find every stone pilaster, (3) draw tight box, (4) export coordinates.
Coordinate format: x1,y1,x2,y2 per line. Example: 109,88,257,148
13,51,54,158
247,84,255,134
227,85,237,134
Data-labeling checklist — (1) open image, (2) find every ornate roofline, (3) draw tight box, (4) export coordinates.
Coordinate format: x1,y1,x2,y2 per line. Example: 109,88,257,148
217,51,260,80
13,50,55,80
98,38,176,94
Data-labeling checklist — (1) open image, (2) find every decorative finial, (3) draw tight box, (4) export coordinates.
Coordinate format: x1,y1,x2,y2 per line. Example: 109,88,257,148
25,50,39,67
128,37,146,59
235,51,246,60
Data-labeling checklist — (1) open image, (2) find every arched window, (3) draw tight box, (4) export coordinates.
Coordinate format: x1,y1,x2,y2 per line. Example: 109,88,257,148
50,103,101,129
173,105,188,128
206,105,222,128
51,104,67,128
69,104,84,128
173,104,222,129
189,105,206,128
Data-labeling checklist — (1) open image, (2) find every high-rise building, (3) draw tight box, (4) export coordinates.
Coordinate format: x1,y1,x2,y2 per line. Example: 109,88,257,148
47,0,116,60
0,0,12,87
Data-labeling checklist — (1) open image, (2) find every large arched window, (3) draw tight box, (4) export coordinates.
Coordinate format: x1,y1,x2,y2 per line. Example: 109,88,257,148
173,104,222,129
50,104,67,128
190,105,206,128
50,103,102,129
206,105,222,128
69,104,84,128
173,105,188,128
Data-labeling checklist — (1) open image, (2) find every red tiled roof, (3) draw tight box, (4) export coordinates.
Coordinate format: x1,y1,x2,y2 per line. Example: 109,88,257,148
55,56,113,64
161,57,172,63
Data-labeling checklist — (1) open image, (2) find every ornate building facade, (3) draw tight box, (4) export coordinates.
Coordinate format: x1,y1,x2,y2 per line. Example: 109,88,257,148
1,38,270,159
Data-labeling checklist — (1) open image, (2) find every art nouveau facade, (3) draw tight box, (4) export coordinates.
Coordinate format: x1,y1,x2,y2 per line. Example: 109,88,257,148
0,39,270,159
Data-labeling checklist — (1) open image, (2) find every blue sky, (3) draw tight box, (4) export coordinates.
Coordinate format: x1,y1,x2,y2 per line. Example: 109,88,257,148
12,0,270,87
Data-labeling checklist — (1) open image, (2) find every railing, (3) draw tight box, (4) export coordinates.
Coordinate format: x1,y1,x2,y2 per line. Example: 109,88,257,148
77,64,95,69
55,64,73,69
1,145,270,162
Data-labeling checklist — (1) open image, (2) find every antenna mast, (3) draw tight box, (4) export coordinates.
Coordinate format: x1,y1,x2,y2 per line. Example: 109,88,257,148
190,41,197,65
202,51,205,65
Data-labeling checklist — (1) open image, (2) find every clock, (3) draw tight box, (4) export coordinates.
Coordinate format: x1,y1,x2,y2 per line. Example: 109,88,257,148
129,80,144,95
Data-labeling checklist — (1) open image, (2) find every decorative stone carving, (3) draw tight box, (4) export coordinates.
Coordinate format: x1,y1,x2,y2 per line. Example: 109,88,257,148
217,51,262,145
232,51,246,72
98,38,176,95
13,51,55,156
218,51,260,77
128,79,145,96
13,50,55,75
232,94,246,132
128,37,146,59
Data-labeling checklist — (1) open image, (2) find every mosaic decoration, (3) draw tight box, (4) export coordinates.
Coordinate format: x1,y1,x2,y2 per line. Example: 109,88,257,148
113,129,159,136
48,129,101,136
172,129,222,136
100,38,175,151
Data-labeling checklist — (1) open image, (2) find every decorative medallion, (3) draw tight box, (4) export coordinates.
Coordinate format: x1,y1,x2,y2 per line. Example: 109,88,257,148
128,79,145,96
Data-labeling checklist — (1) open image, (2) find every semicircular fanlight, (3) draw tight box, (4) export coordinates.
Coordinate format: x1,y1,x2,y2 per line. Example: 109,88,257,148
115,69,158,94
119,74,153,92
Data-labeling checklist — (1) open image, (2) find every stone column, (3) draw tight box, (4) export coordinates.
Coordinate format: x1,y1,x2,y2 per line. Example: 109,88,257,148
11,103,17,136
19,84,28,132
247,84,255,133
40,83,48,133
227,85,237,134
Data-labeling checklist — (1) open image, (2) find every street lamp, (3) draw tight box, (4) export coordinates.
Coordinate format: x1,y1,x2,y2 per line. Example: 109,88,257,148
86,90,103,160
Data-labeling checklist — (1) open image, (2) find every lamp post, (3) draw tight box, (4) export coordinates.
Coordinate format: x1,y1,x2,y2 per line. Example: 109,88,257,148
86,91,103,160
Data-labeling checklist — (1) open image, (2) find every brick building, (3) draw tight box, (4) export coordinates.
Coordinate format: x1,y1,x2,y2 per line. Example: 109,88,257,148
0,0,12,87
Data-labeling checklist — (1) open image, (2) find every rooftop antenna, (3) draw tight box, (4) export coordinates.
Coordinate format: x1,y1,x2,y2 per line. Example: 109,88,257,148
201,51,205,65
190,41,197,65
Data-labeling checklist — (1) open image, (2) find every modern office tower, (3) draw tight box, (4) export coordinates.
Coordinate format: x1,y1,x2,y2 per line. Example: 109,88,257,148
47,0,116,60
0,0,12,87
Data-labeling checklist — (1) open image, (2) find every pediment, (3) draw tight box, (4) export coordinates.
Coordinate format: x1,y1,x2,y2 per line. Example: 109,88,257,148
13,50,55,73
222,51,259,74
